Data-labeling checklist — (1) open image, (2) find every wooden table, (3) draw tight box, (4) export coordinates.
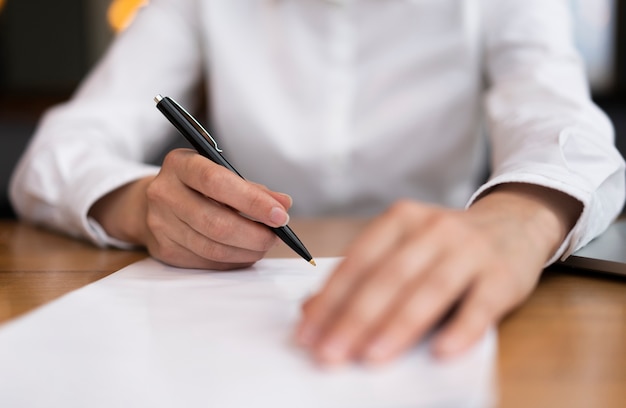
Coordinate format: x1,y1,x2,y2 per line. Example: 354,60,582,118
0,219,624,407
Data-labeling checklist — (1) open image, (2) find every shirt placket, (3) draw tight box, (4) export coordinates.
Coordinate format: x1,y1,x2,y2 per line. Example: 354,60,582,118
324,0,355,209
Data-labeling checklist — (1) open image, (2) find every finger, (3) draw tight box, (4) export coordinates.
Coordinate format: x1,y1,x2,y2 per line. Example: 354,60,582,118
307,233,446,366
295,202,430,348
176,218,270,266
182,197,278,253
147,232,259,270
297,203,447,352
148,164,278,253
269,191,293,210
431,268,529,359
146,196,273,267
169,150,290,228
250,182,293,210
359,251,479,365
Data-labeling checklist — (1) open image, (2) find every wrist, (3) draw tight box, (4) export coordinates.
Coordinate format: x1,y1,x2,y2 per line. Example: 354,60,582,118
88,176,153,245
468,183,582,263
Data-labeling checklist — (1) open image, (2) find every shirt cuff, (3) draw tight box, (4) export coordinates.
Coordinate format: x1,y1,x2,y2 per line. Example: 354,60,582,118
86,216,140,249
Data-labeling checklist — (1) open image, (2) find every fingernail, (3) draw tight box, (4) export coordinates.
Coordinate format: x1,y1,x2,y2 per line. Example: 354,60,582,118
319,338,348,363
269,207,289,226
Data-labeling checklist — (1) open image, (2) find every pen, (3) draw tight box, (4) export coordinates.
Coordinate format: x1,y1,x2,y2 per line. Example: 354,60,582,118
154,94,316,266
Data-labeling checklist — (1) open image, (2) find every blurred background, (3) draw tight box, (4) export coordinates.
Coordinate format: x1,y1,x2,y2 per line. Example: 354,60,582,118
0,0,625,218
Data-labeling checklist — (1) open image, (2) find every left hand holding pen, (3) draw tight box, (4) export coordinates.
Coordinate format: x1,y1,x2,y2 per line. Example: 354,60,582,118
295,183,581,365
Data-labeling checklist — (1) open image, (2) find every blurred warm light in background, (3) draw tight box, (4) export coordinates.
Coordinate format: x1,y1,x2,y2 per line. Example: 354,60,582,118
0,0,5,14
108,0,148,32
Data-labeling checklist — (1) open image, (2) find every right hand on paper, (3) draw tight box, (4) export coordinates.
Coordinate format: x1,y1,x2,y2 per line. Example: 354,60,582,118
89,148,293,270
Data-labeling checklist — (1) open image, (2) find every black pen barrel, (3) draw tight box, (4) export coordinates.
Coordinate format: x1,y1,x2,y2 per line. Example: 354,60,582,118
271,225,313,263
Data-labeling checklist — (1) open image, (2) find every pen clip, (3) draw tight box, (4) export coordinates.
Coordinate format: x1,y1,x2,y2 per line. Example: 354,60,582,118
165,96,223,153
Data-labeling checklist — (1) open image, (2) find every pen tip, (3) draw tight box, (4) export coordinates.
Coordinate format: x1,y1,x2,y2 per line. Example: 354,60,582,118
154,94,163,104
309,259,316,267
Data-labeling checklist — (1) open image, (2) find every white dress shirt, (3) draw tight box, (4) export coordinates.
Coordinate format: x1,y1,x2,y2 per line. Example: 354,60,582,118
9,0,625,262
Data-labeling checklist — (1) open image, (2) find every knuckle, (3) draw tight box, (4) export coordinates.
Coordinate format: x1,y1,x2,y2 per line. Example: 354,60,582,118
428,212,457,234
202,212,233,242
161,148,188,170
199,240,231,262
145,211,165,234
199,162,222,188
253,182,269,191
245,188,270,214
160,150,177,168
388,199,418,218
145,179,166,203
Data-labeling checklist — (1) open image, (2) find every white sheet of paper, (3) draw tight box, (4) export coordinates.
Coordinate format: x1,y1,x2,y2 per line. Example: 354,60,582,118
0,257,496,408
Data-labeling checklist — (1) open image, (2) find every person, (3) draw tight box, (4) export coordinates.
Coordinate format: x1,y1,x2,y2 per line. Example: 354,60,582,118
9,0,625,366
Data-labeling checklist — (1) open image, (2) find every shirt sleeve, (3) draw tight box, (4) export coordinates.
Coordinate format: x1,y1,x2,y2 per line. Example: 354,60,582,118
9,0,204,247
468,0,626,263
